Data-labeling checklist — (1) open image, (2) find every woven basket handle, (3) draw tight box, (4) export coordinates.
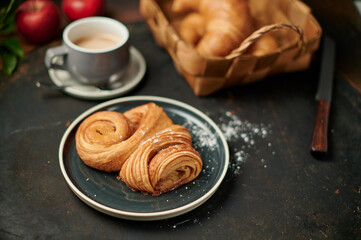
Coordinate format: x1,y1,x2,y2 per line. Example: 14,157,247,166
227,23,305,58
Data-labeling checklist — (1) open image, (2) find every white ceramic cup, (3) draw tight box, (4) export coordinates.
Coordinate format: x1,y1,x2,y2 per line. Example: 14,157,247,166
45,17,130,86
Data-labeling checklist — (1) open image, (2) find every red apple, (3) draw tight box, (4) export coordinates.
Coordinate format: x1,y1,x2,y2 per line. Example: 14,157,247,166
16,0,61,44
61,0,105,22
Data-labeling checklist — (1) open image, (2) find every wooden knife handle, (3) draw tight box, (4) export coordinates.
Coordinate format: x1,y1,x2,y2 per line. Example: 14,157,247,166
310,99,330,159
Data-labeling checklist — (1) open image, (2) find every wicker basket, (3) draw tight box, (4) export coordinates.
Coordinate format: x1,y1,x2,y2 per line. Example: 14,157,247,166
140,0,322,96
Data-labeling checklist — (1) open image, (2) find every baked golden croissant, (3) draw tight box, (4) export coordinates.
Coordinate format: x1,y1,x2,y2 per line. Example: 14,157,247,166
173,0,278,57
75,103,174,172
246,33,279,56
119,125,203,196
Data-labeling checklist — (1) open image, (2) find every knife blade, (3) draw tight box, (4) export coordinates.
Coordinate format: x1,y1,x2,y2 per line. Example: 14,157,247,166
310,35,336,159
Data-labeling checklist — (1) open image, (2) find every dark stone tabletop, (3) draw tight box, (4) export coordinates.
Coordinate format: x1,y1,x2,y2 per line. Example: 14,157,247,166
1,0,360,239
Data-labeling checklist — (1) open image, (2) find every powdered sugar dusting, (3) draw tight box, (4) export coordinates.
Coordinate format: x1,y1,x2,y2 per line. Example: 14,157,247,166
218,111,273,175
182,120,218,151
220,111,270,142
179,109,274,176
181,119,219,181
179,109,274,178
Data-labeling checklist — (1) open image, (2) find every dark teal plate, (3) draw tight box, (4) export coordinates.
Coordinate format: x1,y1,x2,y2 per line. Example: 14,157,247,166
59,96,229,220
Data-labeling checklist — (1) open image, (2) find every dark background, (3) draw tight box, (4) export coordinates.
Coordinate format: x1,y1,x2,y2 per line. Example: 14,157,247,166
1,0,360,239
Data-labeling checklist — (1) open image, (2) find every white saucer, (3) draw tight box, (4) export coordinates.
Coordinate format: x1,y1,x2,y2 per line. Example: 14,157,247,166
48,47,146,100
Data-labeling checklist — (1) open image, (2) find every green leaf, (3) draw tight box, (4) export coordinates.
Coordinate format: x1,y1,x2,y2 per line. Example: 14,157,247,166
0,0,19,34
0,22,15,34
0,6,7,17
0,8,6,21
3,11,15,25
5,0,19,21
0,0,23,76
1,50,17,76
1,37,24,59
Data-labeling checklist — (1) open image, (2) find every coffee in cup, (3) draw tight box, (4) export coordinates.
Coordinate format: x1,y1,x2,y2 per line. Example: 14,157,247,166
45,17,130,86
73,33,122,50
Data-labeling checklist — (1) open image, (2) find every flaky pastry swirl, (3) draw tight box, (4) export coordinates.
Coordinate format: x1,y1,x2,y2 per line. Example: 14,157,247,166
75,103,174,172
119,125,203,196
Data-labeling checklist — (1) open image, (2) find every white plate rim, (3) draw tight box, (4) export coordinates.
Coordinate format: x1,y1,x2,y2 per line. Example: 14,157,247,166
48,47,146,100
58,96,229,220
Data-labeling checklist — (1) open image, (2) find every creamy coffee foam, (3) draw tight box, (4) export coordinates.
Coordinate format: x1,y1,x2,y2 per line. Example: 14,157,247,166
73,33,122,50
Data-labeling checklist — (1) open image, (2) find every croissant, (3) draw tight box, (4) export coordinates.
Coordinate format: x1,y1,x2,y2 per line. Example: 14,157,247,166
119,125,203,196
75,103,174,172
173,0,278,57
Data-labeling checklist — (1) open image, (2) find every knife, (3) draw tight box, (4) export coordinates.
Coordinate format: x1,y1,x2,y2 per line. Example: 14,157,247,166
310,35,336,159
